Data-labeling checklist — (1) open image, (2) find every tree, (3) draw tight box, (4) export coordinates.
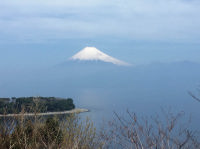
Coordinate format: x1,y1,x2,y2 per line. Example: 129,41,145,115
100,110,200,149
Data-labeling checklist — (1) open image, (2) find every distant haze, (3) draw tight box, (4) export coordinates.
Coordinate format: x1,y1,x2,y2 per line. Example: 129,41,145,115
0,0,200,128
0,59,200,128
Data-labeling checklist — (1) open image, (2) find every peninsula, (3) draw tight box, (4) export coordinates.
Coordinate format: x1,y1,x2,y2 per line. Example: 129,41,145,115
0,97,88,116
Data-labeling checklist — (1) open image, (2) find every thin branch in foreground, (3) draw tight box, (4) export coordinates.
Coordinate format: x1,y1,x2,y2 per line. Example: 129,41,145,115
188,91,200,102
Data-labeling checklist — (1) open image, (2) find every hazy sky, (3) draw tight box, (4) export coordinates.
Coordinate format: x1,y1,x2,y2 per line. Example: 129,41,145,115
1,1,200,126
0,0,200,69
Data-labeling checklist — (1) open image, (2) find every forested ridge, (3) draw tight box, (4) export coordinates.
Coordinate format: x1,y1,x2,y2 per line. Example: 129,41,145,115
0,97,75,114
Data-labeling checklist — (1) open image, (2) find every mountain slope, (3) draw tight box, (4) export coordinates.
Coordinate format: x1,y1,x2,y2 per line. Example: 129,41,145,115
70,47,130,66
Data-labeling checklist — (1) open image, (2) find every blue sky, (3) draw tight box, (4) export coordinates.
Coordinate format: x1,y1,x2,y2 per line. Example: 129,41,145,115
0,0,200,69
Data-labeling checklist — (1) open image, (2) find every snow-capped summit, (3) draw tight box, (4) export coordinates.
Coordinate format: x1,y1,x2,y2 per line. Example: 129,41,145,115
70,47,130,66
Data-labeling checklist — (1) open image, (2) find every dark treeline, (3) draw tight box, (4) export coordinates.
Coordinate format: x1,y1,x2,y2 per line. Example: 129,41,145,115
0,97,75,114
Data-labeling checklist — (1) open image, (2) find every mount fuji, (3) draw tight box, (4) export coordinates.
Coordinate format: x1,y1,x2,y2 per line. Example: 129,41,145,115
70,47,130,66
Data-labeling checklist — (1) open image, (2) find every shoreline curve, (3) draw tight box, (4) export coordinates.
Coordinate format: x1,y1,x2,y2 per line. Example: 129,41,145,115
0,108,89,117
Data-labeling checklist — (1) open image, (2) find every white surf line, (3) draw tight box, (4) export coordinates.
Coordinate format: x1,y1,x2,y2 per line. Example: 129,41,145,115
0,108,89,117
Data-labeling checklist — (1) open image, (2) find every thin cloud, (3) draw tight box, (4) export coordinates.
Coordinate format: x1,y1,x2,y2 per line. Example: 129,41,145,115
0,0,200,43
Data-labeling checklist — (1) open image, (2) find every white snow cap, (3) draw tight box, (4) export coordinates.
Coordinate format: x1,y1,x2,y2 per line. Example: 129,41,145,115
70,47,130,66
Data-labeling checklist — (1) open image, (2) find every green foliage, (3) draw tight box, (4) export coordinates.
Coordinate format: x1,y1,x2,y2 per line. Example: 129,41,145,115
0,107,199,149
11,120,35,149
0,98,10,103
0,113,103,149
40,117,63,145
0,97,75,114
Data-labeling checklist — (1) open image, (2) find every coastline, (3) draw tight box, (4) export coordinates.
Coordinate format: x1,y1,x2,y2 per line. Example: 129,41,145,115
0,108,89,117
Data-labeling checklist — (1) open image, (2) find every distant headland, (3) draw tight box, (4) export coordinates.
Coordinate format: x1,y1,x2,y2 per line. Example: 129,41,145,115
0,97,88,116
